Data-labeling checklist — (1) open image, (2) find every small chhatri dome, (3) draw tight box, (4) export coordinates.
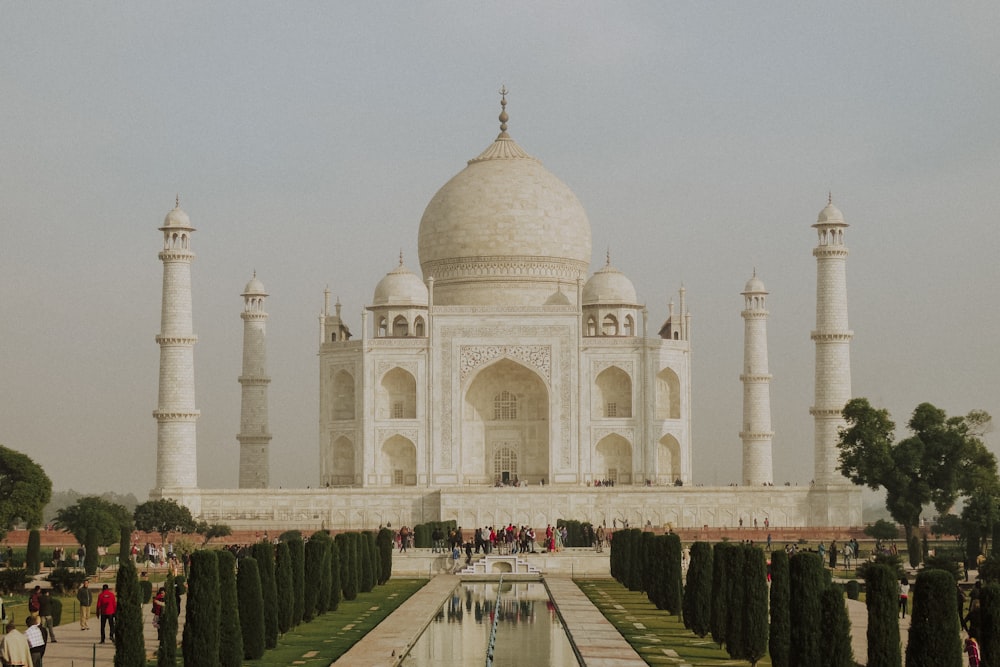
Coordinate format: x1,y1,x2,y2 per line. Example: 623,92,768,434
816,193,845,225
545,283,572,306
583,253,638,305
162,195,193,229
743,269,767,294
242,271,267,297
373,255,428,307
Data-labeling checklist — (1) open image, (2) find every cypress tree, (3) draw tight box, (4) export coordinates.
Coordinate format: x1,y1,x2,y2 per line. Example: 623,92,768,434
158,574,178,667
864,563,901,667
215,550,243,667
288,536,305,627
360,531,376,593
980,583,1000,667
768,549,791,667
905,569,962,667
236,557,265,660
640,531,656,597
26,529,41,575
663,532,683,614
304,536,325,620
789,551,825,667
85,529,100,575
628,529,644,591
316,536,332,613
182,550,221,667
710,541,732,647
119,526,131,563
683,541,713,636
251,541,279,649
742,545,769,666
376,527,394,584
274,541,294,633
329,537,342,611
114,557,146,667
724,545,746,659
820,585,854,667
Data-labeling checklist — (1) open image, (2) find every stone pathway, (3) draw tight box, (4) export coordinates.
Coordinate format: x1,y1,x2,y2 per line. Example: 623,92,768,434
545,576,647,666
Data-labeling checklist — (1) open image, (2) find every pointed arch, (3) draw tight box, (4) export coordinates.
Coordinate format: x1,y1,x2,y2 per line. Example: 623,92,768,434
657,434,682,484
332,370,355,420
328,435,355,486
377,317,388,337
595,434,632,485
586,316,597,337
602,314,618,336
656,367,681,420
381,435,416,485
392,315,408,337
595,366,632,418
380,367,417,419
413,316,425,337
624,314,635,337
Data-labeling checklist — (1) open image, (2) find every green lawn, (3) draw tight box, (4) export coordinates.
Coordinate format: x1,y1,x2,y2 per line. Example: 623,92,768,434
575,579,771,666
243,578,427,666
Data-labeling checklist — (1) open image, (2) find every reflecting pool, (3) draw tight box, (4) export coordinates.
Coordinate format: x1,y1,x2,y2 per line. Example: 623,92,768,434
400,581,579,666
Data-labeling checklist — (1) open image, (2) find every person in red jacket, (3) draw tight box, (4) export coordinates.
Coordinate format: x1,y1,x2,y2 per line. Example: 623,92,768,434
96,584,117,644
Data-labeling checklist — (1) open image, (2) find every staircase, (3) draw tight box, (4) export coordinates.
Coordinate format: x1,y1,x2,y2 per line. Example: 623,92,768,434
457,554,543,576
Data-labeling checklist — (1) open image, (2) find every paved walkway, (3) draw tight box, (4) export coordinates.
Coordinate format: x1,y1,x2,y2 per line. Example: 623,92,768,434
545,576,646,666
33,598,184,666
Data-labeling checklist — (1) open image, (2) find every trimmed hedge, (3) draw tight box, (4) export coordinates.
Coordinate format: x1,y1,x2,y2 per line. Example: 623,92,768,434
182,550,221,667
864,563,900,667
683,541,713,637
157,575,178,667
250,542,278,649
114,557,145,667
789,552,825,667
768,549,791,667
26,530,41,575
274,541,294,634
905,568,962,666
236,557,265,660
216,549,243,667
376,528,393,584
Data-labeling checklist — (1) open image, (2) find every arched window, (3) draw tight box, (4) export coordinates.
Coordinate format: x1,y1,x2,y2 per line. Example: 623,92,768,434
493,390,517,420
602,314,618,336
587,317,597,337
414,316,425,337
377,317,387,337
624,315,634,337
493,446,518,484
392,315,408,337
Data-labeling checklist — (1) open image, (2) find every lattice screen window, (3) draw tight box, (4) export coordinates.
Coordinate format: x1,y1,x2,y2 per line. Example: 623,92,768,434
493,390,517,420
392,401,404,419
393,469,404,486
607,402,617,417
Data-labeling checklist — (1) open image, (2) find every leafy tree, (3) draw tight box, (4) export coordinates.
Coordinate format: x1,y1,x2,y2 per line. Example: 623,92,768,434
134,498,197,546
195,521,232,546
157,574,178,667
115,557,146,667
236,557,265,660
215,550,242,667
838,398,998,546
182,550,221,667
0,444,52,540
932,513,964,539
769,549,791,667
962,487,1000,556
54,496,133,546
683,541,713,637
905,569,962,667
251,542,278,648
864,519,900,541
275,541,294,633
789,552,825,667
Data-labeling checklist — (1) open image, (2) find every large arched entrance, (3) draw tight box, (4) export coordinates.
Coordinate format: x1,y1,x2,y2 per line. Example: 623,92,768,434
463,358,549,485
595,434,633,485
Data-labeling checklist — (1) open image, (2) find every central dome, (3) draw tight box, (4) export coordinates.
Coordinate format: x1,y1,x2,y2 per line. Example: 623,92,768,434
418,100,592,306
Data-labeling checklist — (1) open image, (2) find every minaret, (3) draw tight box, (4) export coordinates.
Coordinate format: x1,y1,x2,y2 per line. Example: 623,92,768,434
810,196,853,484
238,272,271,488
154,198,200,490
740,270,773,485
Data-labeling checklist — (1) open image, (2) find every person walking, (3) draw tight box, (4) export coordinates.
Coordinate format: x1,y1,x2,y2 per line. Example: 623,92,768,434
76,580,92,630
96,584,117,644
0,620,33,667
899,577,910,618
37,591,55,643
24,616,45,667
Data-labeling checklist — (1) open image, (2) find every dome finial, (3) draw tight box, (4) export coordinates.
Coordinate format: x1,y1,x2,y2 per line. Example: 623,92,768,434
399,249,404,267
175,193,180,208
828,191,833,206
606,247,611,267
498,85,510,137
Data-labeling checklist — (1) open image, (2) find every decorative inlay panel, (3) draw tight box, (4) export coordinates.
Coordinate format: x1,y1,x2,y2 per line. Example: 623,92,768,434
377,361,417,377
460,345,551,382
376,428,419,443
592,427,635,444
591,360,634,377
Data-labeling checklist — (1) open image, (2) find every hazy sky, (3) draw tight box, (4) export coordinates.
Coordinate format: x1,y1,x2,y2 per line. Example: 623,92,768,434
2,3,998,498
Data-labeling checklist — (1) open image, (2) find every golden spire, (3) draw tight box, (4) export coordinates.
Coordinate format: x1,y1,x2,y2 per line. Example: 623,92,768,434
498,85,509,137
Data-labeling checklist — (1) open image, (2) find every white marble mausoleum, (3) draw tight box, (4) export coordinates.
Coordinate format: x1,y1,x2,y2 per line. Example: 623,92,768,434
152,94,862,530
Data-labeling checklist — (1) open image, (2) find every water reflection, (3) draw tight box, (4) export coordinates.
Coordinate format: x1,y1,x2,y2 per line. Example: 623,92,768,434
401,582,579,666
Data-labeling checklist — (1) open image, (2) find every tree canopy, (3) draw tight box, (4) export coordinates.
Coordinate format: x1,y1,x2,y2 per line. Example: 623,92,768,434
53,495,133,546
0,444,52,540
837,398,997,544
134,498,197,544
